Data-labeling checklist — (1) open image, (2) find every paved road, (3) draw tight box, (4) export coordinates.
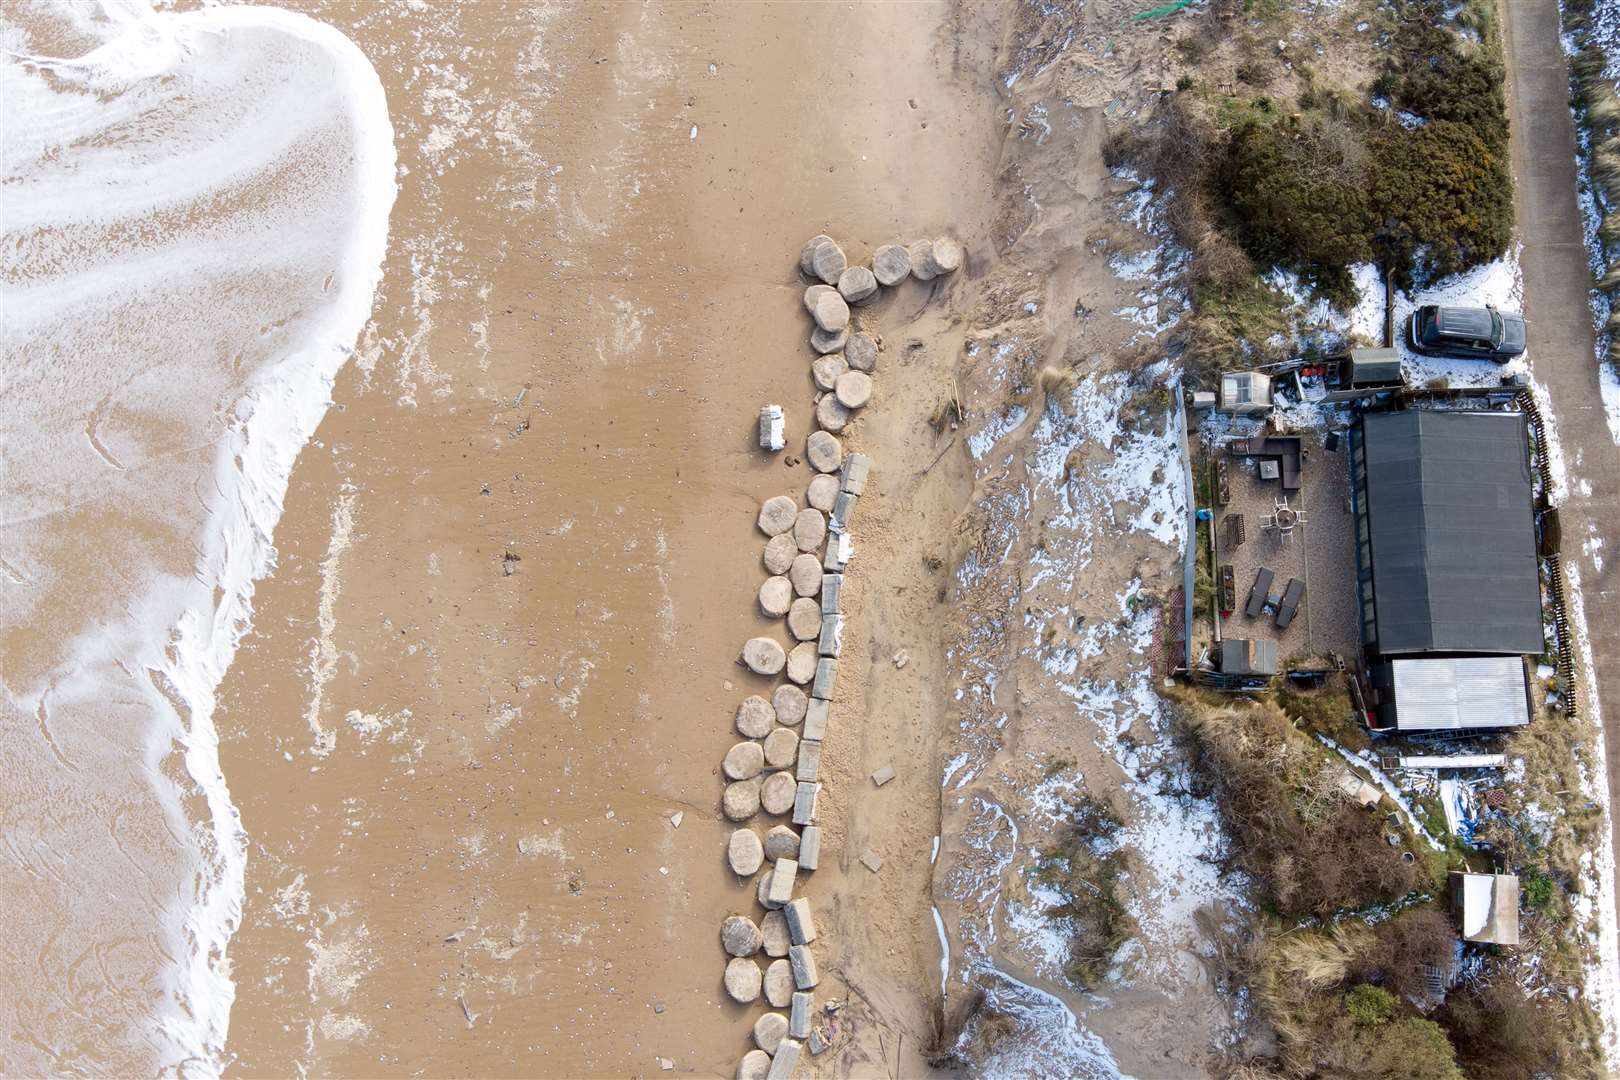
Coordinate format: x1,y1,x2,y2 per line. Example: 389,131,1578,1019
1501,0,1620,950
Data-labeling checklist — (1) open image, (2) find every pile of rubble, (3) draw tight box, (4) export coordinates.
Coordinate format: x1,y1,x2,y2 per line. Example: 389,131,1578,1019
725,232,959,1079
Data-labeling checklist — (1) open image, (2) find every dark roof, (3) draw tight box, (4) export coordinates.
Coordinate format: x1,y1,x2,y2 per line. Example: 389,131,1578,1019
1435,306,1495,339
1360,410,1542,655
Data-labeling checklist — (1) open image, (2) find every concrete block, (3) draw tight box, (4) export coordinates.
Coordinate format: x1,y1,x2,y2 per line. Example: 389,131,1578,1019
802,698,829,741
822,531,852,571
767,858,798,906
796,739,822,783
830,491,858,533
790,992,813,1039
792,782,819,826
817,614,844,658
798,825,822,870
810,658,838,700
789,944,819,989
760,405,785,451
784,897,817,944
766,1038,802,1080
859,848,882,873
820,574,842,614
870,764,894,786
841,453,871,495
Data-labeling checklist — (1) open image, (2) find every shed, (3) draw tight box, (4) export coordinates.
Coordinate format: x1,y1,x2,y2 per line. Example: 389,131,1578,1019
1450,871,1520,946
1346,347,1403,387
1217,638,1279,676
1368,656,1531,731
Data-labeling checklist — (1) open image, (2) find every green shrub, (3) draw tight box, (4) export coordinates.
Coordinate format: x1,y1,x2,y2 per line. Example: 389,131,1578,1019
1345,983,1395,1026
1521,871,1556,908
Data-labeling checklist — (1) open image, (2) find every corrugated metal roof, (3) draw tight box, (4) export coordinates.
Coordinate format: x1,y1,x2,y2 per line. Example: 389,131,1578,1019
1360,410,1543,655
1391,656,1530,730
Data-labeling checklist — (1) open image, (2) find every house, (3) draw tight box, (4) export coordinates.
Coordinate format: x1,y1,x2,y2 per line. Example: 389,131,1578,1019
1449,871,1520,946
1218,371,1273,417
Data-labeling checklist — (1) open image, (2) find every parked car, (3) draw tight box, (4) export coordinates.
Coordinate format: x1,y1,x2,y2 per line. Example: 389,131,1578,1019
1408,304,1527,361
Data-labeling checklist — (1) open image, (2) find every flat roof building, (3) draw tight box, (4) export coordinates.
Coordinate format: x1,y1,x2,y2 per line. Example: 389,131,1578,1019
1450,871,1520,946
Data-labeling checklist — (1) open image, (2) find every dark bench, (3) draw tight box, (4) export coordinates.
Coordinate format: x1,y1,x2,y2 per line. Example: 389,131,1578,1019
1276,577,1306,628
1245,567,1275,618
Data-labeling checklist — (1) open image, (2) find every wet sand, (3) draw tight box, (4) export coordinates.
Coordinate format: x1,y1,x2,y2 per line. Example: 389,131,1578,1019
216,2,1001,1075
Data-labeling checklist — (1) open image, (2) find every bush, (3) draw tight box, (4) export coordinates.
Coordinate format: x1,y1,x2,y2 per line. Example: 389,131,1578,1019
1353,908,1458,1000
1345,983,1395,1026
1438,977,1600,1080
1521,871,1556,908
1369,120,1514,283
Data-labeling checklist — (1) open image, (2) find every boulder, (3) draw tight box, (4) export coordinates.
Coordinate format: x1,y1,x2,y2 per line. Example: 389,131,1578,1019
834,370,872,409
793,509,826,553
807,289,849,333
764,958,794,1008
908,238,937,281
724,957,763,1003
815,393,852,433
723,740,765,781
761,908,792,957
798,234,833,276
764,727,798,769
760,770,798,815
728,828,765,875
754,1012,790,1055
723,778,762,821
785,641,818,685
810,325,849,354
764,824,801,861
845,332,877,373
789,553,822,597
736,695,775,738
742,637,787,675
805,430,843,473
810,353,848,393
772,683,808,726
759,575,794,617
810,239,846,285
763,532,797,575
871,243,911,286
931,235,964,273
757,495,798,536
738,1049,772,1080
787,597,822,640
806,473,839,512
722,914,763,957
802,283,837,313
837,265,878,304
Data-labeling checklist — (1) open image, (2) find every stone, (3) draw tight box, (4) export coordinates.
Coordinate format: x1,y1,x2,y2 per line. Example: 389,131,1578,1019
764,825,801,862
790,992,813,1039
798,825,822,870
830,491,858,534
792,510,825,554
724,957,762,1003
810,353,847,393
859,848,883,872
757,869,781,909
766,1038,802,1080
789,944,819,989
772,684,807,726
820,574,842,614
908,238,937,281
789,553,822,597
834,370,872,409
931,235,964,273
738,1049,771,1080
806,287,849,333
759,575,794,617
787,597,821,640
795,739,822,783
764,727,799,769
840,453,871,495
670,812,683,828
763,533,797,574
837,265,878,304
759,404,784,451
785,898,817,944
818,615,843,658
758,495,797,536
809,325,848,354
871,243,911,286
723,741,765,780
736,695,775,738
811,658,838,700
792,782,819,826
808,1030,830,1055
761,770,798,815
803,698,829,741
805,430,843,473
764,959,794,1008
870,764,894,786
815,393,851,434
729,829,764,875
845,332,878,373
753,1012,790,1055
798,234,833,276
723,778,762,821
722,914,763,956
822,532,853,572
743,637,787,675
810,239,846,285
761,908,792,957
806,473,839,512
785,642,818,685
766,858,798,905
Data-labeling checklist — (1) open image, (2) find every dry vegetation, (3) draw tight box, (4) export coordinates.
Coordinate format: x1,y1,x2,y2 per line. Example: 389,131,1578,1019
1564,0,1620,365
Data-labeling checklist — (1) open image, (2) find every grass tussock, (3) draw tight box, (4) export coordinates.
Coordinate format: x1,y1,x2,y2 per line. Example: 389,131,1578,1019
1565,0,1620,367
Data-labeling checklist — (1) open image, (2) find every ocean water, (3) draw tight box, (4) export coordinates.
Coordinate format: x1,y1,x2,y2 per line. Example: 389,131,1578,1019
0,2,394,1072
